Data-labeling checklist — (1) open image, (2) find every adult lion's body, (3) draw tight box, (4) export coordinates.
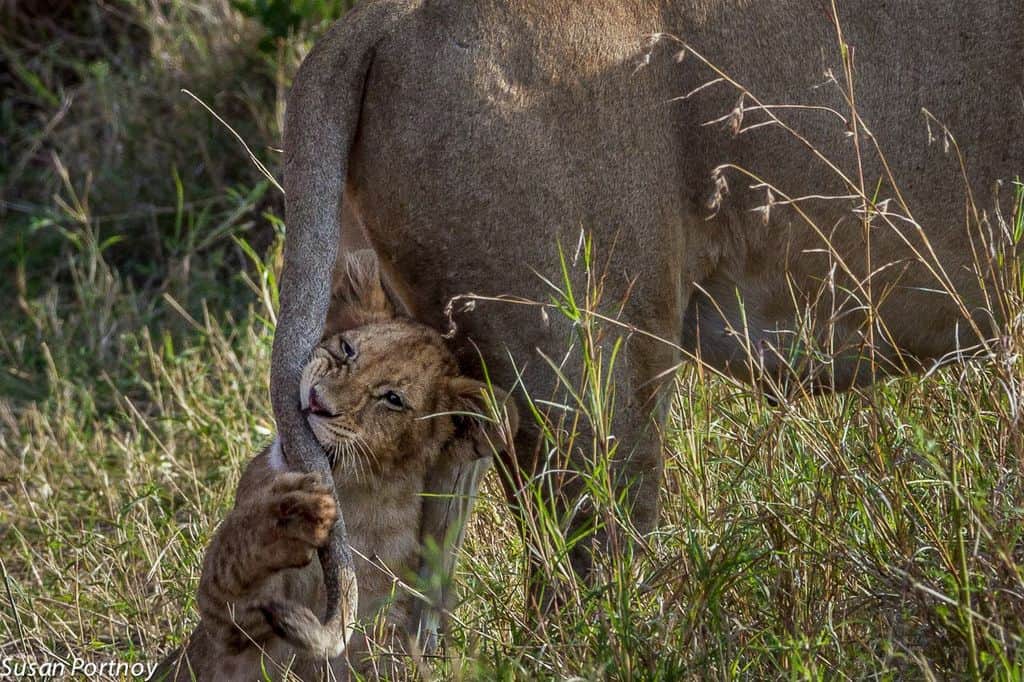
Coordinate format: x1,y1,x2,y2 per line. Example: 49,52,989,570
273,0,1023,639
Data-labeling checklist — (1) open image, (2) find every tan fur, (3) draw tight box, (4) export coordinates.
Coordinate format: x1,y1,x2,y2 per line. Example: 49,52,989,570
272,0,1024,633
158,252,517,681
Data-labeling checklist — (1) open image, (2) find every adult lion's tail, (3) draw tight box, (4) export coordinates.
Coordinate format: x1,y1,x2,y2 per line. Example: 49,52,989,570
272,0,410,657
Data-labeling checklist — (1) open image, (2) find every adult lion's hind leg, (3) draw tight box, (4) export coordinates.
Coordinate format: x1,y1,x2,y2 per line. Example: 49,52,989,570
491,324,678,619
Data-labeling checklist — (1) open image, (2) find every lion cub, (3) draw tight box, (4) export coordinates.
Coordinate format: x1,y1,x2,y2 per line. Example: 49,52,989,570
157,251,517,681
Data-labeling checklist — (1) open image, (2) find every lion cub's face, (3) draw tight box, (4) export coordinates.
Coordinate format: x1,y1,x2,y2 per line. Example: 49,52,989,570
300,319,463,477
298,249,517,482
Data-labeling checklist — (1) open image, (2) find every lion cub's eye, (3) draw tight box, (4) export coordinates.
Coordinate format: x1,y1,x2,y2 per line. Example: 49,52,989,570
380,391,405,411
340,339,357,360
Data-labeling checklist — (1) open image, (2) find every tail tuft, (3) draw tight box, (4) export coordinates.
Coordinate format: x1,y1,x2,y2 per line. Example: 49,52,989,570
260,600,346,659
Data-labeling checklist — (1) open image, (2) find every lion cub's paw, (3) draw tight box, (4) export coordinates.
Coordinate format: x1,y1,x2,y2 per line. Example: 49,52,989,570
264,472,338,569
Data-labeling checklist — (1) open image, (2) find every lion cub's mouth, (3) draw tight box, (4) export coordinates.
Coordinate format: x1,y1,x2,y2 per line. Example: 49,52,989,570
302,385,338,418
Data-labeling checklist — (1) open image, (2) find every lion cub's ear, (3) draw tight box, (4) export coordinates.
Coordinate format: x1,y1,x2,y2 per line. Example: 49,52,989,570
446,377,520,462
324,249,411,337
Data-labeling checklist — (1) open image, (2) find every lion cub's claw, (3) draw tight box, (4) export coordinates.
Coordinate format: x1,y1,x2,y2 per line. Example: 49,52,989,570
265,472,338,568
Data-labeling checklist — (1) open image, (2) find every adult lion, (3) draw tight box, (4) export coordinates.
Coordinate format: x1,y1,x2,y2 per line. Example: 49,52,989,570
270,0,1023,648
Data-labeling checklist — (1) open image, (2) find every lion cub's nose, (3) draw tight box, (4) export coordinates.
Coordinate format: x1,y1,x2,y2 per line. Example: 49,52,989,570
307,386,331,417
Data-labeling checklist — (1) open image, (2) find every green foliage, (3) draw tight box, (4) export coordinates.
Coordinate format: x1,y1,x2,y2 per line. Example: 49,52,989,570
1013,179,1024,245
232,0,356,52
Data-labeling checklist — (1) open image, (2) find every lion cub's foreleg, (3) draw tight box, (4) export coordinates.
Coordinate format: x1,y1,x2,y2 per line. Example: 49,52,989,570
414,457,491,652
197,471,337,654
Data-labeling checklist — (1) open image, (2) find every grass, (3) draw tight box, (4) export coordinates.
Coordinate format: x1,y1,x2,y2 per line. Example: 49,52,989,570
2,3,1024,680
